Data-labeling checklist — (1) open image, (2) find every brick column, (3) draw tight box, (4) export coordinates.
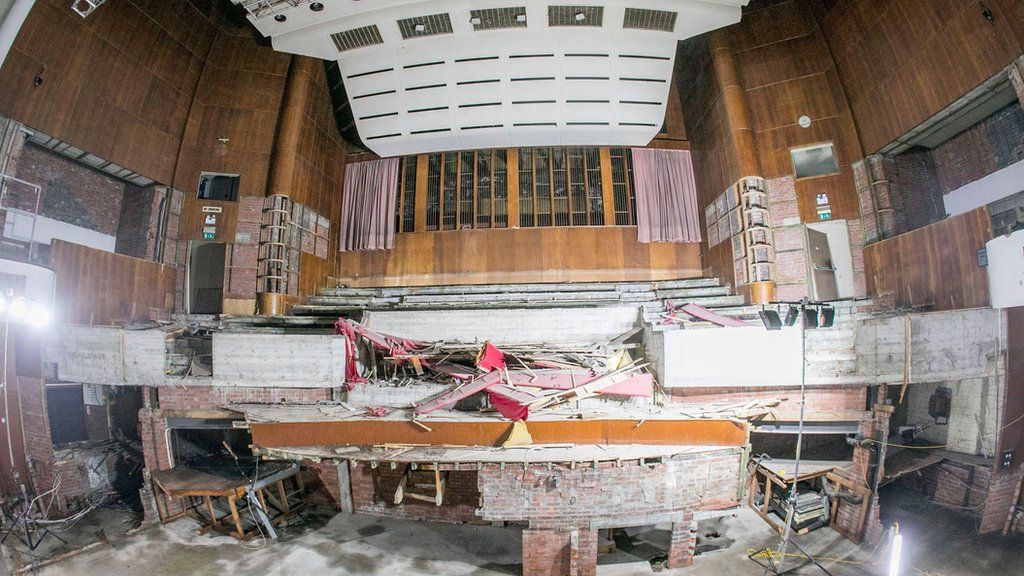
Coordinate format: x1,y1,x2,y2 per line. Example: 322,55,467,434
667,515,697,568
522,528,596,576
1009,55,1024,105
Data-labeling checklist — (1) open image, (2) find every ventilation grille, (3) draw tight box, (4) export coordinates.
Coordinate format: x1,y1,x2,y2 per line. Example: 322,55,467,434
398,13,454,39
470,7,527,30
623,8,677,32
548,5,603,26
331,25,384,52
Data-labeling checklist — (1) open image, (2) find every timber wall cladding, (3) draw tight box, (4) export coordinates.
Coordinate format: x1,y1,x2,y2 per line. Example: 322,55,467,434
728,0,862,223
0,0,217,184
336,227,702,287
676,36,740,287
814,0,1024,154
50,240,175,325
863,207,992,311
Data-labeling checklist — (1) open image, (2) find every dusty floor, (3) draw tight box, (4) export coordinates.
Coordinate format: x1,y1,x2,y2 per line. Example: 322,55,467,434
2,485,1021,575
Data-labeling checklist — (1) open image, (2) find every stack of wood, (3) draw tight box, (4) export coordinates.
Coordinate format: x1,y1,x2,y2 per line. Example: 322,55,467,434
335,319,653,421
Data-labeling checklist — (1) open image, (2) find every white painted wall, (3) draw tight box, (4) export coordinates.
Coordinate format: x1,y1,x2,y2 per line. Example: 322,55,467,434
0,0,33,69
4,210,116,252
986,229,1024,309
363,306,640,344
943,156,1024,216
0,256,54,312
657,325,802,388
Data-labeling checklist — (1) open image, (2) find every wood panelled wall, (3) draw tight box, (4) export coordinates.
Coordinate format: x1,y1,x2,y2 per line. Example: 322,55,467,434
813,0,1024,154
676,35,740,289
336,227,701,287
863,207,992,311
728,0,863,223
0,0,217,184
50,240,175,324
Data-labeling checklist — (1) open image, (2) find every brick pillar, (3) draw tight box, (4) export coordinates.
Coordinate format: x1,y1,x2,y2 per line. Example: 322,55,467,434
523,528,596,576
667,516,697,568
853,155,900,244
979,465,1024,534
1010,55,1024,105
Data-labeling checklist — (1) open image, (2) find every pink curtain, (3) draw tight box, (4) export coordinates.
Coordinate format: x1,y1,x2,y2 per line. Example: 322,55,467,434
630,148,702,243
339,158,400,252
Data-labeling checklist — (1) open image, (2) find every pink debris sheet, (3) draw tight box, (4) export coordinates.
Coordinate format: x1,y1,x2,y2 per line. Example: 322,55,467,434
334,319,655,421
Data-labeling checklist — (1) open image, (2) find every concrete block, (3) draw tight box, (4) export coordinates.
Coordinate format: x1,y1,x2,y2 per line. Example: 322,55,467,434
362,306,642,344
211,333,345,388
43,326,166,386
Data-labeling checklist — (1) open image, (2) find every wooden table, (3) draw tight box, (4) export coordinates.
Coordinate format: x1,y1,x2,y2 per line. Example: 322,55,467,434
151,461,304,540
747,459,870,542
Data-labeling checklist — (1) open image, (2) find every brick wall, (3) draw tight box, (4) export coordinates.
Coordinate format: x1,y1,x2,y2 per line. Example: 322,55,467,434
890,149,944,233
156,385,332,411
932,102,1024,195
671,386,867,419
115,184,163,259
478,451,740,528
349,461,482,524
14,144,126,236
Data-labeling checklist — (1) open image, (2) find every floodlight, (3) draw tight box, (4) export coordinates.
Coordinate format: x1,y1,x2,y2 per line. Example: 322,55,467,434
759,309,782,330
820,307,835,328
803,307,818,329
783,305,799,327
28,302,50,327
8,298,27,320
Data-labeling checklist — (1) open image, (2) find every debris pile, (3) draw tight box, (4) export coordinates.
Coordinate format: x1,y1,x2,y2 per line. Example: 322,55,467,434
334,318,654,421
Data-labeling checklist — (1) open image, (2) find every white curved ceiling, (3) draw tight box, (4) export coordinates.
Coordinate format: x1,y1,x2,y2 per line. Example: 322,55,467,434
235,1,748,157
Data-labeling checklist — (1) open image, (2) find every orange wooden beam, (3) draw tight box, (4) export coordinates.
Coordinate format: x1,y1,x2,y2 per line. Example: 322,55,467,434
249,418,747,449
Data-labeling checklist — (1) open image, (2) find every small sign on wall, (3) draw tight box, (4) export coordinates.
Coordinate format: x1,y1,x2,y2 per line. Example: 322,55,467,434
83,383,104,406
201,206,223,213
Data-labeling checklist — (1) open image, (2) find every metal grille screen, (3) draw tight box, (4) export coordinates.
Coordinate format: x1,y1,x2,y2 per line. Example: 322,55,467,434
623,8,677,32
398,13,454,39
330,25,384,52
470,7,527,30
548,5,604,26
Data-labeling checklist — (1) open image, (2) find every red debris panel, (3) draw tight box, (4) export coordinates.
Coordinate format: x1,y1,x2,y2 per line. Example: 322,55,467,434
335,319,657,423
663,301,749,328
413,370,503,415
475,341,506,372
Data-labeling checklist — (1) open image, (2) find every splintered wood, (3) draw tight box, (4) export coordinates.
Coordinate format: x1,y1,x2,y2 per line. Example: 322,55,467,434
335,319,655,422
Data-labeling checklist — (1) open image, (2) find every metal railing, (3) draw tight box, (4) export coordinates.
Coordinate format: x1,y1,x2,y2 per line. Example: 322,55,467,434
0,173,42,263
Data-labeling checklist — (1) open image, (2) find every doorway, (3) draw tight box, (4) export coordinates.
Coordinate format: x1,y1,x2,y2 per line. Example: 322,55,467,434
187,241,225,314
805,220,855,300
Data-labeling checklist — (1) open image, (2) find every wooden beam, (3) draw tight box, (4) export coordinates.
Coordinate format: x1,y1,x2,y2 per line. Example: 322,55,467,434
414,153,429,232
507,148,519,228
599,147,615,225
249,418,748,449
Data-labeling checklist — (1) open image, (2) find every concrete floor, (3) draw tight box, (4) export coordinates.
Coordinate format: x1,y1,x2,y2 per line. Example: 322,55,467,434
2,485,1021,575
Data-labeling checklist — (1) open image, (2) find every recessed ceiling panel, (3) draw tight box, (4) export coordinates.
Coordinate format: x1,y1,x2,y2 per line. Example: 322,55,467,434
233,0,749,156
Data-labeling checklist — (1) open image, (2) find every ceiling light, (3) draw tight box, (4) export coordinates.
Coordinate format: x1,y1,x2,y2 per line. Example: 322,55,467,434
415,23,426,32
574,12,586,21
275,14,287,22
309,2,324,11
470,16,482,26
